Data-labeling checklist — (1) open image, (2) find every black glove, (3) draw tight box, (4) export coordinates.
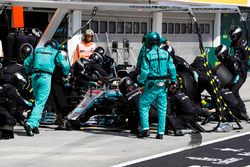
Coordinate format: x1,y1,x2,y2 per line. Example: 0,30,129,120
169,82,177,93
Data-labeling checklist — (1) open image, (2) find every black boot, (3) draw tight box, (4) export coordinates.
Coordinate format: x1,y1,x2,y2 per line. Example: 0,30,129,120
32,127,40,134
130,129,139,135
137,129,150,138
23,122,34,136
156,134,163,139
1,130,14,139
240,112,250,121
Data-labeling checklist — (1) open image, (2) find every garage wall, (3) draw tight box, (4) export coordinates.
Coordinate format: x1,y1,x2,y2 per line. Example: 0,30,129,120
81,11,215,65
162,13,215,63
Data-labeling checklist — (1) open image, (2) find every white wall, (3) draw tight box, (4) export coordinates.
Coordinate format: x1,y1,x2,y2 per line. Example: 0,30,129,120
75,10,216,65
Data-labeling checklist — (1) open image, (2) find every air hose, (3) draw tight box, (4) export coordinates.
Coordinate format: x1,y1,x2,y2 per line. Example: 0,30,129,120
188,11,242,132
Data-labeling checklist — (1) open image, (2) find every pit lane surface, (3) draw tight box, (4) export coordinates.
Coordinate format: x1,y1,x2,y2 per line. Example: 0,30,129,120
125,133,250,167
0,77,250,167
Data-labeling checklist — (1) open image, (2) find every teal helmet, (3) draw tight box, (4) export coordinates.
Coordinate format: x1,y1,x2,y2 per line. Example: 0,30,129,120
146,32,160,48
44,39,59,49
160,37,168,44
142,32,150,44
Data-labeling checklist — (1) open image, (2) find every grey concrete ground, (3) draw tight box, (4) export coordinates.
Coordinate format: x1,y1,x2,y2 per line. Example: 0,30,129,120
1,77,250,167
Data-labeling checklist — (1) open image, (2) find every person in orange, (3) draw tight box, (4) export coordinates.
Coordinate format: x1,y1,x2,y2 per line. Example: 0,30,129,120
72,29,97,64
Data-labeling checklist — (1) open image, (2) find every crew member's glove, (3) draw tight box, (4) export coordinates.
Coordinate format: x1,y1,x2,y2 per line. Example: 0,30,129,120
215,61,221,67
137,81,144,93
232,75,240,84
193,71,199,83
169,82,177,93
213,75,221,87
138,87,144,93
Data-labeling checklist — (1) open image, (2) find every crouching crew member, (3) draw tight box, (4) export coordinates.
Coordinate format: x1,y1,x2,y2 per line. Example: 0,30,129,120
215,44,249,121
